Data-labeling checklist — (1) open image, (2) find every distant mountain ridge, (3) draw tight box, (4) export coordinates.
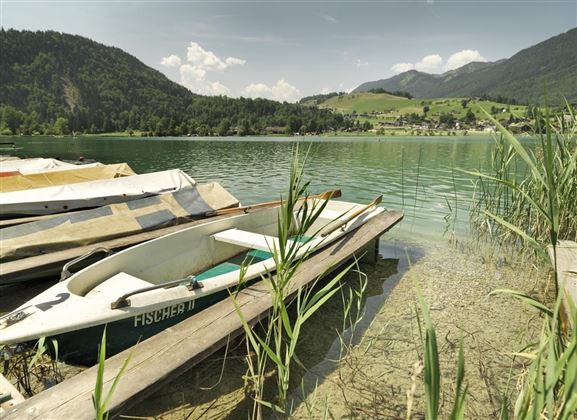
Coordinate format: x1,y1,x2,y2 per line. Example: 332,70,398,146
354,28,577,104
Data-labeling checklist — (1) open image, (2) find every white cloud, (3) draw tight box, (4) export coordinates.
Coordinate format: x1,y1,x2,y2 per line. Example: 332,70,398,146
321,87,331,94
180,64,206,82
414,54,443,73
179,64,230,96
355,58,369,68
203,81,231,96
242,83,271,98
225,57,246,67
160,54,182,68
162,41,246,96
242,79,301,103
444,49,486,71
185,42,245,72
320,13,338,24
271,80,301,102
391,62,414,74
391,49,486,75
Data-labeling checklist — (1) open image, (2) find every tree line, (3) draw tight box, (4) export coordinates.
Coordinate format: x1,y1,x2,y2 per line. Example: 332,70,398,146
0,29,350,136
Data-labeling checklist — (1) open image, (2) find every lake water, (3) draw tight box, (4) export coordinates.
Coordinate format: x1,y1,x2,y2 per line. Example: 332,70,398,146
4,135,544,416
6,135,499,242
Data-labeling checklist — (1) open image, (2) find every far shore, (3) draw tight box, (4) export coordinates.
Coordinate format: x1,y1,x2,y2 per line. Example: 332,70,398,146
0,129,507,140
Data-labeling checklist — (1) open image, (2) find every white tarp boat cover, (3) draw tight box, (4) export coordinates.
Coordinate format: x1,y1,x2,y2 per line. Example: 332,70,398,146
0,163,135,193
0,169,196,217
0,158,103,174
0,182,239,261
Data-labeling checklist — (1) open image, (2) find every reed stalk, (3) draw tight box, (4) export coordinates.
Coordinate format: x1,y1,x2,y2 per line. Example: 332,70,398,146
467,101,576,263
414,287,467,420
92,328,133,420
232,145,364,418
462,102,577,419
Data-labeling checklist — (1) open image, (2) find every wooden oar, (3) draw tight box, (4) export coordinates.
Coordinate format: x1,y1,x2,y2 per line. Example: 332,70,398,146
205,189,342,217
321,194,383,237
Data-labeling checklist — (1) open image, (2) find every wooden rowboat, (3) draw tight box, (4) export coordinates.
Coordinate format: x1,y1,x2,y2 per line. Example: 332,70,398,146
0,197,383,365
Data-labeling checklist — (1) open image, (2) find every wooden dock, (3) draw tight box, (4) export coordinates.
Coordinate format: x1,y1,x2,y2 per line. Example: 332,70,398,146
3,211,403,419
0,374,25,417
548,240,577,328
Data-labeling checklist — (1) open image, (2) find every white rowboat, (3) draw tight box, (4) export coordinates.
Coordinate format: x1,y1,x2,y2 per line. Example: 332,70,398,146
0,198,383,365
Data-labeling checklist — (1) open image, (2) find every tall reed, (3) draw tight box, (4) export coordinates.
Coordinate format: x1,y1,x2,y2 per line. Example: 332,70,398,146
468,102,576,262
412,287,467,420
462,102,577,418
92,328,133,420
233,145,362,417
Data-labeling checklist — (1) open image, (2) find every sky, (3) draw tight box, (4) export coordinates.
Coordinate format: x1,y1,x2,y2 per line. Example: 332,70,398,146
1,0,576,102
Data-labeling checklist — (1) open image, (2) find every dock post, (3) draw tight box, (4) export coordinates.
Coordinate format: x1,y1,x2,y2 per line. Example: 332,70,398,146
359,236,380,265
548,240,577,330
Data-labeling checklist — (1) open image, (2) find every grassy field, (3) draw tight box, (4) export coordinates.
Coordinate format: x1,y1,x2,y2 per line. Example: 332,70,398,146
310,92,528,124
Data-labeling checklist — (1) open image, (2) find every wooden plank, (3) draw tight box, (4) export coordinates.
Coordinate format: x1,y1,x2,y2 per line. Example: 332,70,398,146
0,214,233,283
3,211,403,419
548,240,577,327
0,374,25,416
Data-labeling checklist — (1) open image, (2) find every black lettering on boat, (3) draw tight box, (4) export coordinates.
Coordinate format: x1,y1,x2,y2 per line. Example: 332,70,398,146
35,293,70,311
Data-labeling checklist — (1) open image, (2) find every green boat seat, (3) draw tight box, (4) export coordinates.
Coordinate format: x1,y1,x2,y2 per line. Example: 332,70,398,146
196,262,241,281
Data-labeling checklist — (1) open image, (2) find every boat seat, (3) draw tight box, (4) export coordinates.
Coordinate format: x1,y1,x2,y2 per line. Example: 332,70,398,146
212,229,320,255
85,272,151,299
212,229,286,253
319,209,349,221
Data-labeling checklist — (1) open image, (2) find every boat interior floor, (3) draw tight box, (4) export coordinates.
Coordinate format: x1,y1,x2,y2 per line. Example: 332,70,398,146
83,232,315,300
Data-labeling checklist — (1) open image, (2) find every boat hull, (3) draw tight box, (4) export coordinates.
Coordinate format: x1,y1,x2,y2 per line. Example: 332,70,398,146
47,289,230,365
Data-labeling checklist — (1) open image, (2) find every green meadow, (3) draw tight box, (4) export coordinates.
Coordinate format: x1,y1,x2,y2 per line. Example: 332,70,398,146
309,92,528,124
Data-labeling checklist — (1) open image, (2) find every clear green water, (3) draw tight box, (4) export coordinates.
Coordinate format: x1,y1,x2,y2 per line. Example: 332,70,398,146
4,135,544,416
6,135,502,242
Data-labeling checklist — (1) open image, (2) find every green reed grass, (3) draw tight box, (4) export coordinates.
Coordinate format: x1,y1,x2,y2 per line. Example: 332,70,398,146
1,337,61,396
468,102,577,264
450,102,577,419
233,145,363,418
92,328,133,420
414,287,467,420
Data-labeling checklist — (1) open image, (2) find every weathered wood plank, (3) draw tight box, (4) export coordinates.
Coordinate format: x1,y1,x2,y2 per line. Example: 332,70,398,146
4,211,403,419
548,240,577,327
0,374,25,416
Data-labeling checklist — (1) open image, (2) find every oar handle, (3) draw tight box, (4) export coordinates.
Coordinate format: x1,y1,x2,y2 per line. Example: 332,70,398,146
321,195,383,237
205,189,342,217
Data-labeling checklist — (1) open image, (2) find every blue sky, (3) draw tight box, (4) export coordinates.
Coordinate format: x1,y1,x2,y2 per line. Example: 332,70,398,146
2,0,575,101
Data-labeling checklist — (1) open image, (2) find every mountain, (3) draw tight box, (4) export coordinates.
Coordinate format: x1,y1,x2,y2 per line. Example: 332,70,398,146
354,28,577,104
0,29,346,136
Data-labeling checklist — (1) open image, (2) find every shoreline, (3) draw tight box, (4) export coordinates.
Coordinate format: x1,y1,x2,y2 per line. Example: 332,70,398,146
1,129,500,140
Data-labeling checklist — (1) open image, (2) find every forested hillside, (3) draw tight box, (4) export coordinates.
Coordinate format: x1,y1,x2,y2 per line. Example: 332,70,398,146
0,29,347,136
